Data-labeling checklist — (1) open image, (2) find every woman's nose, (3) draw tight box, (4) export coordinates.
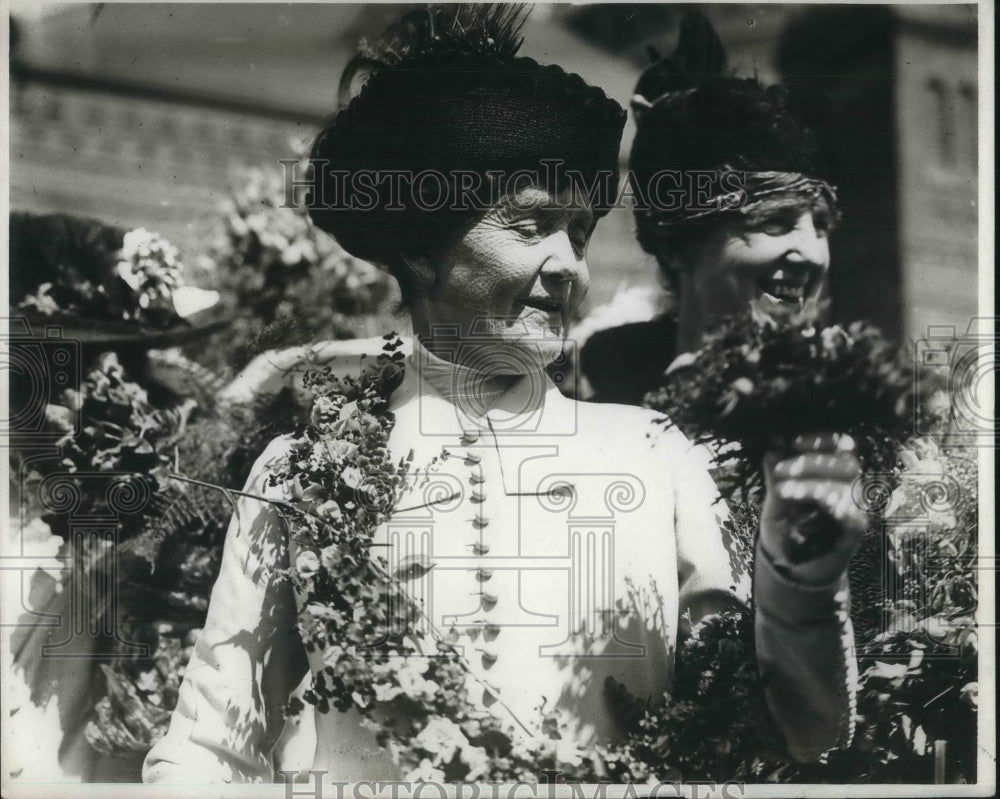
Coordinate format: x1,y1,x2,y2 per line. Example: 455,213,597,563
784,213,830,269
541,230,588,281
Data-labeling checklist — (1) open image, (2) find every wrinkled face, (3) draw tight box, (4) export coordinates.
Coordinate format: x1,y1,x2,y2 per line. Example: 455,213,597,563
412,186,594,372
678,195,834,341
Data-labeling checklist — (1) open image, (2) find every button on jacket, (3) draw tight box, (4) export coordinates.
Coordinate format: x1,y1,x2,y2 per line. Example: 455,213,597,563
144,344,856,783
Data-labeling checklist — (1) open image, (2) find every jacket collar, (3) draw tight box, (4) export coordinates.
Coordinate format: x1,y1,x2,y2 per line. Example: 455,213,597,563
390,340,576,439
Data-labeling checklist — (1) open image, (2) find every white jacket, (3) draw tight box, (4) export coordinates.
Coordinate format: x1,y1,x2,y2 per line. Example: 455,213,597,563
144,345,855,783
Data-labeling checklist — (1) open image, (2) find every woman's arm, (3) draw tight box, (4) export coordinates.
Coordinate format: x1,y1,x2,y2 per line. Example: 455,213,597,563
753,433,865,761
752,546,856,761
143,438,309,784
670,432,860,763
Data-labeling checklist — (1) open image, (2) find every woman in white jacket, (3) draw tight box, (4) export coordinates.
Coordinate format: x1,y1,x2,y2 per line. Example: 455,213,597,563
146,5,863,784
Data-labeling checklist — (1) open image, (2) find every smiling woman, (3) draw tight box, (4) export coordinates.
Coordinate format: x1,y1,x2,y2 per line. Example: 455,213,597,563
406,186,595,372
677,190,834,344
580,12,840,406
143,4,865,785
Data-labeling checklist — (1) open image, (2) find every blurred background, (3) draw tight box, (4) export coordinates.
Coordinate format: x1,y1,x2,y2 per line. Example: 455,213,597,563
8,2,979,342
2,5,985,785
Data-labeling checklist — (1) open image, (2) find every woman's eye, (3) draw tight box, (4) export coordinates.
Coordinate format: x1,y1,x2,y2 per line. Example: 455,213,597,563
753,219,795,237
510,219,542,238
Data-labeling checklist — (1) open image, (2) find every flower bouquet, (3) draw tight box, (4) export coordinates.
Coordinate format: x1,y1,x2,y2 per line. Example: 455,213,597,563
636,312,979,783
645,312,944,501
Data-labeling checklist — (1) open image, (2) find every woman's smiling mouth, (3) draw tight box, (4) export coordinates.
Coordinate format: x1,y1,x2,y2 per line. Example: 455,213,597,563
522,297,565,313
756,267,817,306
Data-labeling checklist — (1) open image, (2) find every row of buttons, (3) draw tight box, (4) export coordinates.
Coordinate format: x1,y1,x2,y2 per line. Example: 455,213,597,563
458,427,499,674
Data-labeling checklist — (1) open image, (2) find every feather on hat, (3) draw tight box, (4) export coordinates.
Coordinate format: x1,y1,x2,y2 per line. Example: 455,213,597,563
307,4,626,269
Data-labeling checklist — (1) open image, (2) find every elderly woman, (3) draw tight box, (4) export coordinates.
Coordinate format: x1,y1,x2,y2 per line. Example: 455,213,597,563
581,13,839,406
145,6,860,784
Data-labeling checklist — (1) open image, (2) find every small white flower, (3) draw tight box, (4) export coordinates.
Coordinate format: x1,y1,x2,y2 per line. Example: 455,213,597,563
414,717,466,760
739,344,761,364
135,670,160,693
326,439,358,462
341,466,363,489
246,213,268,233
459,743,491,780
282,245,303,265
316,501,343,524
295,550,320,576
121,228,155,258
404,758,445,784
18,282,61,315
395,663,438,699
960,681,978,708
230,216,249,237
117,261,142,291
319,545,339,571
555,738,584,768
9,518,66,584
374,682,403,702
171,286,219,318
821,325,849,353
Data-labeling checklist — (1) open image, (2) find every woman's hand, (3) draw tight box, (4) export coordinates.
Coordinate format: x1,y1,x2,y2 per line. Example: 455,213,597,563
759,432,866,585
216,338,412,408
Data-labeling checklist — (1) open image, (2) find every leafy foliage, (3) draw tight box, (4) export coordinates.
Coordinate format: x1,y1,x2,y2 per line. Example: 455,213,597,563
801,626,978,783
599,437,980,784
267,336,608,781
600,610,788,783
633,316,978,784
83,384,305,745
40,352,183,532
187,159,395,375
16,351,297,756
645,313,944,499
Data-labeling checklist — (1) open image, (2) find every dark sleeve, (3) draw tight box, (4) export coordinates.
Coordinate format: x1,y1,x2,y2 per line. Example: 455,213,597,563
579,318,677,406
754,548,857,761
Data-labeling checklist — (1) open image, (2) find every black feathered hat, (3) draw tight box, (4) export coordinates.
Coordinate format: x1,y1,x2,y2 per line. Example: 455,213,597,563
628,12,838,257
307,5,626,271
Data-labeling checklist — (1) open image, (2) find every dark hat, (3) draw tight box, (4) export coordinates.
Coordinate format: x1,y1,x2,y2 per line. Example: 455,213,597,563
307,5,626,268
628,12,837,253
